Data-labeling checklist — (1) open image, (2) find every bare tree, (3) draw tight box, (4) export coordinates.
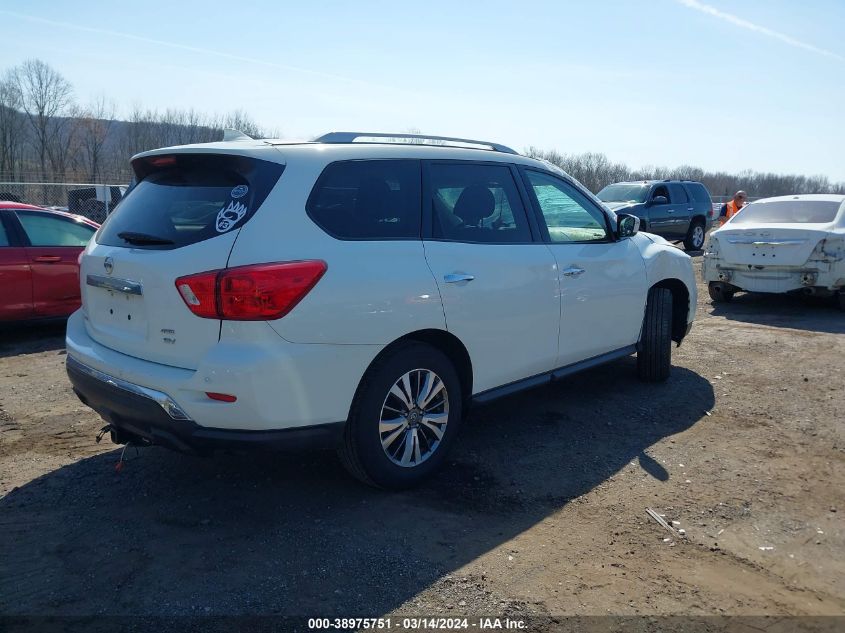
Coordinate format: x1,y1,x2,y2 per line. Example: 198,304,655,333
79,96,115,181
223,109,265,139
120,103,156,158
526,147,845,198
0,71,26,177
46,104,83,180
13,59,74,181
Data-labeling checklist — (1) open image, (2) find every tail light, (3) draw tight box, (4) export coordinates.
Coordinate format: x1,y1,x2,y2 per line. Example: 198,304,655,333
808,237,844,263
704,235,720,257
175,260,327,320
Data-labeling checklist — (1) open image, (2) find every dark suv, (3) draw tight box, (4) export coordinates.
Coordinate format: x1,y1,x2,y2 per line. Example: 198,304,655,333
596,180,714,250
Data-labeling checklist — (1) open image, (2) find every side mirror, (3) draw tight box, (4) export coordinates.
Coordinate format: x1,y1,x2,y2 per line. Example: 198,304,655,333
617,213,640,239
650,195,668,206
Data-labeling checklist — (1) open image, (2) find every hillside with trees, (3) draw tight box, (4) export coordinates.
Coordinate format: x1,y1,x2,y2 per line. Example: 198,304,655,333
1,58,843,199
526,148,845,199
0,59,272,183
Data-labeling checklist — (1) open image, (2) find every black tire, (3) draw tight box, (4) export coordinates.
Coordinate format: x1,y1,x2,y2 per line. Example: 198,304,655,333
838,291,845,312
338,341,462,489
637,287,672,382
708,281,735,303
683,218,706,251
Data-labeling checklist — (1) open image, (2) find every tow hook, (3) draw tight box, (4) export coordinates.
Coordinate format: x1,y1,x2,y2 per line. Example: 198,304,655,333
801,272,817,286
95,424,112,443
94,424,139,472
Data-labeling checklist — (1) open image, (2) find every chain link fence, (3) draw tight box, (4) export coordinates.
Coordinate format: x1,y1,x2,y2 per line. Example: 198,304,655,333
0,182,129,224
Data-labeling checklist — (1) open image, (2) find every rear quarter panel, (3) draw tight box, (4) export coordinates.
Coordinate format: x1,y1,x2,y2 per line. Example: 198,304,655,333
227,156,447,345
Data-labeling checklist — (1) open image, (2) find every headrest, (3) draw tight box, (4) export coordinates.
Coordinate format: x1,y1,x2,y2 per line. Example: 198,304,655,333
454,185,495,226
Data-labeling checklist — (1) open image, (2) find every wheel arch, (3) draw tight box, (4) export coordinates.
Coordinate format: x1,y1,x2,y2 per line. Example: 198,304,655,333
354,329,473,411
651,278,690,343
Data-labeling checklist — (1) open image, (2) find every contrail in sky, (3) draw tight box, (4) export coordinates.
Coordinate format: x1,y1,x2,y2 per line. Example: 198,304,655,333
0,10,391,88
676,0,844,62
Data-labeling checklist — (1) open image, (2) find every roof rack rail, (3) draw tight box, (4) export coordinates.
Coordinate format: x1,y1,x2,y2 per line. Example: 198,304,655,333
313,132,518,155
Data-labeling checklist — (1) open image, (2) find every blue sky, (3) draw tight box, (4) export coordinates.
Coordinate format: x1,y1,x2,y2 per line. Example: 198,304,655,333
1,0,844,181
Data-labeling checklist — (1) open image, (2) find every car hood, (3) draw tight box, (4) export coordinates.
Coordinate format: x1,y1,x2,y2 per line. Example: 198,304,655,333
603,201,642,212
638,231,669,245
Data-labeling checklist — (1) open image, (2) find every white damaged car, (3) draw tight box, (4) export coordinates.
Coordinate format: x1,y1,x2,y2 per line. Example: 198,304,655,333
703,194,845,309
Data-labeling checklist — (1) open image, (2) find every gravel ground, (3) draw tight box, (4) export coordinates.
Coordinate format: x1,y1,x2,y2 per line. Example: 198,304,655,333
0,255,843,629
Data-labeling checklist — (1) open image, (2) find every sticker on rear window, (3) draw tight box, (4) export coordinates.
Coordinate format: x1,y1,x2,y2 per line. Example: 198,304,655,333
230,184,249,199
216,201,248,232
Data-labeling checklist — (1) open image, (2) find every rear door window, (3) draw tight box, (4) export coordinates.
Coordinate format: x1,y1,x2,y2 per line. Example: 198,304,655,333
97,154,284,250
668,183,689,204
16,212,96,246
306,160,421,239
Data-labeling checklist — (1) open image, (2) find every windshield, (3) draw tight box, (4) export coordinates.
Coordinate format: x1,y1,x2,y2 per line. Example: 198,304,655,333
597,184,648,204
730,200,841,225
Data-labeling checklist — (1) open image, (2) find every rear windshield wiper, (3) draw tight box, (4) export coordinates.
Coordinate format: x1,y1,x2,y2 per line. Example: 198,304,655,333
117,231,175,245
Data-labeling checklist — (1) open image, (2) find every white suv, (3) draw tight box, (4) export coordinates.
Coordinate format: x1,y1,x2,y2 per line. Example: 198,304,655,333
66,132,697,488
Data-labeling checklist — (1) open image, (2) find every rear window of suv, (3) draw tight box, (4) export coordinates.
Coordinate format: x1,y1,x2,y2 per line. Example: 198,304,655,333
97,154,284,249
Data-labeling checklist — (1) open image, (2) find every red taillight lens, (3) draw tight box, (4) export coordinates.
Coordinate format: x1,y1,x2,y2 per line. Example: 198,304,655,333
176,270,219,318
175,260,327,321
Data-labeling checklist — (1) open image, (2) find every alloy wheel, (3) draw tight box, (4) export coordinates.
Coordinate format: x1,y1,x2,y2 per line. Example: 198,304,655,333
379,369,449,468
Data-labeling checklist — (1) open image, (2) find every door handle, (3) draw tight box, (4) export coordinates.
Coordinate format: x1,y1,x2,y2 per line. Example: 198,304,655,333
687,207,694,211
666,209,675,214
444,273,475,283
34,255,62,263
562,267,585,278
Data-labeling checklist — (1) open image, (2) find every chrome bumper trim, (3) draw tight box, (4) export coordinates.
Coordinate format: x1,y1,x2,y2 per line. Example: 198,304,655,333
725,239,805,246
66,355,192,421
86,274,143,296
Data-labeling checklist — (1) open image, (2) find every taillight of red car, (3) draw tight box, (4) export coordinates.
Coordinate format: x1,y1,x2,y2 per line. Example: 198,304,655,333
175,260,327,320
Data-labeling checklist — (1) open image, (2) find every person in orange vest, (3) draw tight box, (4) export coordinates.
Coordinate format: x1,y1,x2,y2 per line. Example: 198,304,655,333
718,190,747,225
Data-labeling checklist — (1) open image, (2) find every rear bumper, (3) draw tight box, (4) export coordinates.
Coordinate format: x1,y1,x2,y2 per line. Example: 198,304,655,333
701,256,844,293
67,355,345,453
65,309,380,433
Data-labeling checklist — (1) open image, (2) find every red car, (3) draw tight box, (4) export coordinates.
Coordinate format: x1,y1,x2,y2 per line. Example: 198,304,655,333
0,202,99,321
